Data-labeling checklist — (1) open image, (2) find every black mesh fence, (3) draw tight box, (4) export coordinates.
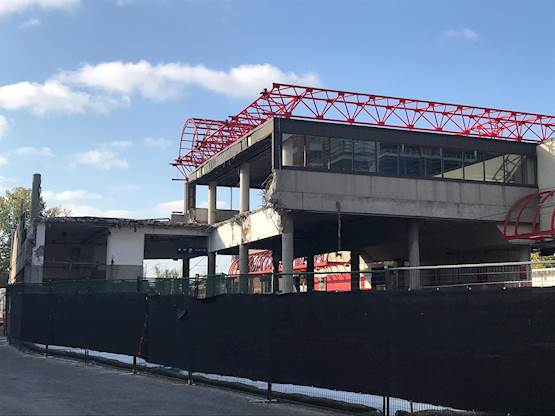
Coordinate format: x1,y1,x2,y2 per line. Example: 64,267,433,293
5,280,555,415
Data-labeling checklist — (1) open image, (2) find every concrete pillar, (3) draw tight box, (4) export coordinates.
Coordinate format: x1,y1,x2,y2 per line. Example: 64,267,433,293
207,253,216,276
280,214,294,293
30,173,41,223
240,163,250,213
184,182,196,219
408,220,421,289
272,252,280,293
239,244,249,293
306,255,315,292
182,258,190,278
208,182,217,225
350,251,360,291
519,245,531,262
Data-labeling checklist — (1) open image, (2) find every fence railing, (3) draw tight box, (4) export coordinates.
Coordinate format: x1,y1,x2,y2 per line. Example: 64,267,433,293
6,260,555,298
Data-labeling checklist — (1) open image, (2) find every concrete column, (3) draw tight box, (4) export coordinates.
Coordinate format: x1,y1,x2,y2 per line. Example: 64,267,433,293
30,173,41,223
280,214,294,293
350,251,360,291
207,253,216,276
272,252,280,293
184,182,196,219
182,258,190,278
208,182,217,225
306,255,314,292
240,163,250,213
408,220,421,289
239,244,249,293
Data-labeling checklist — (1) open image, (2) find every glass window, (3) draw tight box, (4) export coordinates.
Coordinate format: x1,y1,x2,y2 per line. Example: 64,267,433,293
354,140,377,172
463,151,484,181
329,138,353,172
378,142,399,175
484,153,505,182
504,154,524,184
442,149,463,179
281,134,304,167
524,155,537,185
421,146,442,177
306,136,329,169
400,144,421,176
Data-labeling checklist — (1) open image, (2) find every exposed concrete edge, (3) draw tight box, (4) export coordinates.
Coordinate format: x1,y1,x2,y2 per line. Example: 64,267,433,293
14,340,378,415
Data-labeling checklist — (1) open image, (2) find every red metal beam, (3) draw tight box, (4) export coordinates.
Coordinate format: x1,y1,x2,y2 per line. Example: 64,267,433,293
504,190,555,240
228,250,350,275
173,83,555,172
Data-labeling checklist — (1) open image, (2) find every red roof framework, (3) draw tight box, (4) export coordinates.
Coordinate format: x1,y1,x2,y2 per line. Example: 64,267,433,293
173,83,555,174
504,190,555,241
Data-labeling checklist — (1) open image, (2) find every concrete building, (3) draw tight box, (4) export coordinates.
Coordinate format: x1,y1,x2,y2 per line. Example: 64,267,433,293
10,85,555,291
175,84,555,292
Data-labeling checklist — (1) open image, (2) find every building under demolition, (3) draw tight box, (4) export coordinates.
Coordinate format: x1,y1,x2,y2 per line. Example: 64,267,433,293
9,84,555,292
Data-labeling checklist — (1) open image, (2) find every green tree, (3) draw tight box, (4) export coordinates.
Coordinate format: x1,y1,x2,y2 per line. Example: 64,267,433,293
152,263,180,278
0,187,71,284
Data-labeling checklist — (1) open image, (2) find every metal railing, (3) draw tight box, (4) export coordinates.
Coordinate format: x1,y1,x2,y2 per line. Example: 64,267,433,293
7,260,555,298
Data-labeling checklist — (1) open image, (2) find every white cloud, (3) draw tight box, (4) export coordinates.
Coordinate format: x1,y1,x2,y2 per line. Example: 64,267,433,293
155,198,229,215
155,200,182,215
57,60,320,99
66,204,132,218
0,176,14,192
42,188,134,218
14,146,54,157
0,0,80,16
72,149,128,170
109,140,132,148
0,60,318,115
0,115,7,139
0,80,121,114
43,189,101,203
19,17,41,28
442,28,479,42
143,137,172,149
0,154,8,166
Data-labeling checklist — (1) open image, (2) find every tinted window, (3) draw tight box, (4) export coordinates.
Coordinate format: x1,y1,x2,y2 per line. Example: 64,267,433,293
306,136,329,169
443,149,463,179
421,146,442,177
329,138,353,171
484,153,505,182
354,140,377,172
524,155,537,185
504,154,524,184
400,144,421,176
463,151,484,181
282,134,304,167
378,143,399,175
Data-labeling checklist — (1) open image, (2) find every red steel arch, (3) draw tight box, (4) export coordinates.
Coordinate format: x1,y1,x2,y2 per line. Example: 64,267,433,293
173,83,555,173
504,190,555,240
228,250,349,275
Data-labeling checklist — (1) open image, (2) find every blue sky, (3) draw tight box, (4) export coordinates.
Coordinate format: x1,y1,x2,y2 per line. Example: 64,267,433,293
0,0,554,220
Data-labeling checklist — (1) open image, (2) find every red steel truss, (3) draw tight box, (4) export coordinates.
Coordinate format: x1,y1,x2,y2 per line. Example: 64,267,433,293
173,83,555,172
228,250,349,275
504,190,555,240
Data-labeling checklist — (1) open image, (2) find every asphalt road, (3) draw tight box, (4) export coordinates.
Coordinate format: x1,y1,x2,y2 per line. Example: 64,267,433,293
0,337,343,416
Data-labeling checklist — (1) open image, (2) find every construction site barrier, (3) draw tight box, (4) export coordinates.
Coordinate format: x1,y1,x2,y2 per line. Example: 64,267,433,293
5,275,555,415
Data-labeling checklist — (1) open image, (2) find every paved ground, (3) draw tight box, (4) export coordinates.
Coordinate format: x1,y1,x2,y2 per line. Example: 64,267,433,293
0,337,344,416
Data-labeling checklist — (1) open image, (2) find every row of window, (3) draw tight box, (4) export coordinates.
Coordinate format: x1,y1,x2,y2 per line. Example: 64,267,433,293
281,134,537,185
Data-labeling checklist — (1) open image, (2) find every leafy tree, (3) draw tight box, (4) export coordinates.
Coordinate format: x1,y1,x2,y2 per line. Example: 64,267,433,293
531,251,555,269
152,264,180,278
0,187,71,284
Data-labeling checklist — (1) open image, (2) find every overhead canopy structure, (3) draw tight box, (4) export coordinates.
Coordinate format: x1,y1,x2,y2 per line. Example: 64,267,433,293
173,83,555,175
